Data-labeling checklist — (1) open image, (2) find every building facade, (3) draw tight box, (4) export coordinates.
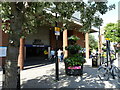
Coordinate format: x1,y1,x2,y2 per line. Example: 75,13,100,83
0,17,97,69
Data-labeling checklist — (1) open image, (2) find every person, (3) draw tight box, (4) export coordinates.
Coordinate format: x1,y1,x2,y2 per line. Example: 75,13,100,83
61,52,64,61
57,49,63,62
44,49,48,60
50,48,55,62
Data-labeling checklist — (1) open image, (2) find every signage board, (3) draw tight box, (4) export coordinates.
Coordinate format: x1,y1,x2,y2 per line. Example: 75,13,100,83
0,46,7,57
55,27,60,36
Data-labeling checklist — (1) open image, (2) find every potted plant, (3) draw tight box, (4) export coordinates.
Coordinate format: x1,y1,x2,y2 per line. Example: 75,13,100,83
64,54,85,76
68,35,80,45
65,44,82,55
66,35,81,55
64,35,86,76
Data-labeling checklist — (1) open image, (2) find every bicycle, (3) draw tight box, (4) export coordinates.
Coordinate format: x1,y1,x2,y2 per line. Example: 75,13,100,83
97,58,120,81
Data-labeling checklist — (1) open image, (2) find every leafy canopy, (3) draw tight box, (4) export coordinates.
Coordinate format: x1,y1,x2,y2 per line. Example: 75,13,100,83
89,34,98,50
1,1,116,38
104,20,120,43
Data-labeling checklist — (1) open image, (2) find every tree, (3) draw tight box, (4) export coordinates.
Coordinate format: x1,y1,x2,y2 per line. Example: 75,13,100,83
0,1,115,88
1,2,77,88
1,2,53,88
104,20,120,43
89,34,98,50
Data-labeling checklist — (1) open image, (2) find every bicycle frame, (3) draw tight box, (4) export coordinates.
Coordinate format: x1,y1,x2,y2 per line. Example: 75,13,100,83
98,39,120,81
98,58,119,80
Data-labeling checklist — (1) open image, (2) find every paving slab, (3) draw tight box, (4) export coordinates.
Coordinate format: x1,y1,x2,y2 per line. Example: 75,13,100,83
0,58,119,89
0,67,2,89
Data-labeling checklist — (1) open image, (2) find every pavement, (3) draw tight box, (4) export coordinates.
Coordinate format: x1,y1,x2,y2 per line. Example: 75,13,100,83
0,58,119,89
0,67,2,89
20,59,120,88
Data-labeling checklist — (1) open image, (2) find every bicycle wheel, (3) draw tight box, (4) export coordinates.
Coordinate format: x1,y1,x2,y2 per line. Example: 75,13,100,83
113,67,120,79
97,66,109,81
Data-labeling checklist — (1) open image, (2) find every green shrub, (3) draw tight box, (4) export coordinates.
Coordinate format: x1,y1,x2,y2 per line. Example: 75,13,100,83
64,54,86,67
65,44,81,51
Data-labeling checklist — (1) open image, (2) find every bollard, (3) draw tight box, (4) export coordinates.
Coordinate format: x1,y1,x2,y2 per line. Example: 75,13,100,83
92,56,98,67
17,66,20,89
118,52,120,84
2,66,5,88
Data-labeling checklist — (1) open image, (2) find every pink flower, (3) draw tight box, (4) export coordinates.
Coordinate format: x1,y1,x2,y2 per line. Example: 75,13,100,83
68,66,81,69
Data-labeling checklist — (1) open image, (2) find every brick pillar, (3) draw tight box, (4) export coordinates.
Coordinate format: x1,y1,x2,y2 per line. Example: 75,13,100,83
85,33,89,59
63,29,68,58
98,34,102,54
18,38,25,70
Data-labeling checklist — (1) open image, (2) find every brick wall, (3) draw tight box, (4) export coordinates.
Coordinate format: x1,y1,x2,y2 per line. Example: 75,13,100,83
0,19,8,67
50,28,63,50
73,30,85,48
68,30,85,48
50,29,85,50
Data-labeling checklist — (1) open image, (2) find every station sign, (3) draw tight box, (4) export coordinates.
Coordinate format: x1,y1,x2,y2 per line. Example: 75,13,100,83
54,27,60,36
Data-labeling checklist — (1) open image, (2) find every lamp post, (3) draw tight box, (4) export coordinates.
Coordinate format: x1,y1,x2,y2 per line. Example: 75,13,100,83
98,25,102,65
106,38,111,66
55,13,60,81
112,29,116,58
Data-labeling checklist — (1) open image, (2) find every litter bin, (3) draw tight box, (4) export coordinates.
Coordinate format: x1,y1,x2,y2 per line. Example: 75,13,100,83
92,56,98,67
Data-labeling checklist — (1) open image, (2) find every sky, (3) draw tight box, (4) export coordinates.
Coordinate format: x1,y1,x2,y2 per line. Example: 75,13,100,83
78,0,120,40
96,0,119,40
100,0,119,28
73,0,119,28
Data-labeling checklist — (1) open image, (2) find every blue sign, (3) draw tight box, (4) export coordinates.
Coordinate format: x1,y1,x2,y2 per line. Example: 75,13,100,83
0,46,7,57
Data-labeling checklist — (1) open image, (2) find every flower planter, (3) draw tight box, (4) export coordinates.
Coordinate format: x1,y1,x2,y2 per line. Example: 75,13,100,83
64,35,85,76
65,63,83,76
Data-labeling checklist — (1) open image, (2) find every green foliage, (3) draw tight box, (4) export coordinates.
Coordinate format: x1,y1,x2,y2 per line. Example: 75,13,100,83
64,54,86,67
1,2,52,37
65,44,81,51
89,34,98,50
66,35,81,50
76,2,107,32
65,35,85,67
68,35,80,41
0,3,12,34
104,21,120,43
1,2,116,37
76,2,115,32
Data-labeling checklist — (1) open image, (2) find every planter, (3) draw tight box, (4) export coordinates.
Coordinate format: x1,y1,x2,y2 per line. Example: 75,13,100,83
64,35,84,76
65,63,83,76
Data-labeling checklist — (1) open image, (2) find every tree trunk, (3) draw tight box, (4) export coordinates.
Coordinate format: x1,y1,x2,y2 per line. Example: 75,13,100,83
4,45,19,88
3,2,25,88
18,38,25,70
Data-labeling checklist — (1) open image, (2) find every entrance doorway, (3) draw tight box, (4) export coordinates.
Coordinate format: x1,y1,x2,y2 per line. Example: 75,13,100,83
26,47,45,58
24,45,50,67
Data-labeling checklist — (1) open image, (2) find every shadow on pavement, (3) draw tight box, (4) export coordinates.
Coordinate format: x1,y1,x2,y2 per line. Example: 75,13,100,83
24,57,55,70
21,64,120,88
